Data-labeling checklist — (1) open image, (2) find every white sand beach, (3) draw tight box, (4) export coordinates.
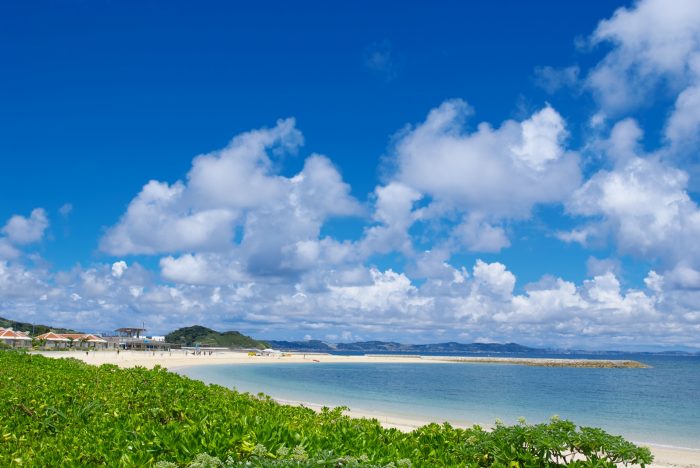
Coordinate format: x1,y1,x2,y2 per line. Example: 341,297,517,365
37,350,700,468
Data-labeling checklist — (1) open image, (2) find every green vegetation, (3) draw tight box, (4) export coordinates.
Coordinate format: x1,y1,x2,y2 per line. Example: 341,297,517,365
0,315,79,335
0,352,652,467
165,325,268,349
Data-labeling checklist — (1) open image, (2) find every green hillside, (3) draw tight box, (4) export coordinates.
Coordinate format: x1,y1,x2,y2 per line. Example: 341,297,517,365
165,325,268,349
0,315,79,335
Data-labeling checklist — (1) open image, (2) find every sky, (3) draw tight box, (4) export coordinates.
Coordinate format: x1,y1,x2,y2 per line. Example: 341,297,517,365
2,0,700,351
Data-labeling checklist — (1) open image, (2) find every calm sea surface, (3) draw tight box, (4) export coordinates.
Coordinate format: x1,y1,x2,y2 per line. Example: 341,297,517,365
177,354,700,449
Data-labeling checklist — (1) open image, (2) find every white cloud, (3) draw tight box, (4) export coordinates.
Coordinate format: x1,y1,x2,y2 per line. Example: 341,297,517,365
187,118,302,210
568,124,700,267
111,261,128,278
534,65,580,94
0,239,20,260
579,0,700,191
59,203,73,217
511,106,568,170
2,208,49,245
664,58,700,149
665,263,700,289
360,182,422,256
452,214,510,253
100,180,238,256
587,0,700,113
392,100,580,219
473,260,515,299
586,256,621,277
159,253,248,286
0,255,697,349
101,121,362,283
360,100,579,259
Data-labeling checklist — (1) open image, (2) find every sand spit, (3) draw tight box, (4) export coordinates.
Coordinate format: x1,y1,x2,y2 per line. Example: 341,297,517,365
416,355,650,368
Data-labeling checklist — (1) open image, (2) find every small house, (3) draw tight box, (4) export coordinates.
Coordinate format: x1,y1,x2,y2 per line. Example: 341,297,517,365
35,332,71,349
59,333,110,349
0,328,32,349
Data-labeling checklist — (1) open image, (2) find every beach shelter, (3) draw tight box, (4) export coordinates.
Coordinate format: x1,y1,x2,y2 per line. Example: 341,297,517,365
59,333,110,349
0,328,32,349
35,332,71,349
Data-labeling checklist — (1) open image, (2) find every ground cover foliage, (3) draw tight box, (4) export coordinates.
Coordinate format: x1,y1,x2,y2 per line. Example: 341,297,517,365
0,352,652,467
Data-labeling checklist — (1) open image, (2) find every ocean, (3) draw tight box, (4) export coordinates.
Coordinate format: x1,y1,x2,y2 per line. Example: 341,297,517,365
177,353,700,449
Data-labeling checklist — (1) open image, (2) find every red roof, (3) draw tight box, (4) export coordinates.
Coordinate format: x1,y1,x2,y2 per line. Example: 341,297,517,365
36,332,70,342
58,333,107,343
0,328,32,340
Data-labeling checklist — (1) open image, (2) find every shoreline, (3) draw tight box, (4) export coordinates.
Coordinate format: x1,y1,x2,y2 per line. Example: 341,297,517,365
34,348,649,369
36,350,699,467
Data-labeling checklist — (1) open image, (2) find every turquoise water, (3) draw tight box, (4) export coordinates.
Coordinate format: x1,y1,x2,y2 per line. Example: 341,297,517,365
177,354,700,449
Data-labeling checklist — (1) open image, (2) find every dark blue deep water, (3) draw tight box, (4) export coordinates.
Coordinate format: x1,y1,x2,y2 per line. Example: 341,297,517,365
178,354,700,449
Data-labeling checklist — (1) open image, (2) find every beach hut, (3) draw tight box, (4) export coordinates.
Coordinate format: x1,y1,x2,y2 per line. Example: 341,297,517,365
0,328,32,349
59,333,110,349
35,332,71,349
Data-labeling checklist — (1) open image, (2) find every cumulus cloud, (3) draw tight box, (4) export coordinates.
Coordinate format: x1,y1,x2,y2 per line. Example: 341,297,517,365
587,0,700,114
101,120,362,281
567,120,700,269
577,0,700,190
586,256,621,277
0,239,20,261
2,208,49,245
0,209,49,261
452,214,510,253
360,182,422,256
0,250,697,349
363,100,579,258
392,100,579,218
111,261,128,278
159,253,249,286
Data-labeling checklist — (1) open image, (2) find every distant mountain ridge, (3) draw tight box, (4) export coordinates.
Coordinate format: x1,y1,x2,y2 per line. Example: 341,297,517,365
165,325,268,349
265,339,538,354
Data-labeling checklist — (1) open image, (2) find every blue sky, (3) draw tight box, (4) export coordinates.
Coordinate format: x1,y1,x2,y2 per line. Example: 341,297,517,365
2,0,700,351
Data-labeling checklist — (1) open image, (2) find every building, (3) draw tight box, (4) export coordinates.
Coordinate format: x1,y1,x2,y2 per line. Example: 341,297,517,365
0,328,32,348
34,332,71,349
58,333,110,349
115,327,146,339
104,327,174,351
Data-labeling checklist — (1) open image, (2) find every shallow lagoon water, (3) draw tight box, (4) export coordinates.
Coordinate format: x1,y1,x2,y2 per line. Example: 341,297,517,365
178,354,700,449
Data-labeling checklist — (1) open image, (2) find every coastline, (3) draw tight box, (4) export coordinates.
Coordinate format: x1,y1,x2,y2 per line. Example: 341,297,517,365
34,349,648,369
37,350,699,467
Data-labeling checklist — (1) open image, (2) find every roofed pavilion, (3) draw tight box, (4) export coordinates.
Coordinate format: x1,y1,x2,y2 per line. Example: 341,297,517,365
115,327,146,338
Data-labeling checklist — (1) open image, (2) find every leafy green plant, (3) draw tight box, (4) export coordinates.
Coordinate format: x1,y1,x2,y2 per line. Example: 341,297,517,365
0,352,653,467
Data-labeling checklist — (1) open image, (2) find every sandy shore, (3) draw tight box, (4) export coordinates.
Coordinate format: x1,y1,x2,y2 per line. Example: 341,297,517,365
35,349,648,368
36,350,699,467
